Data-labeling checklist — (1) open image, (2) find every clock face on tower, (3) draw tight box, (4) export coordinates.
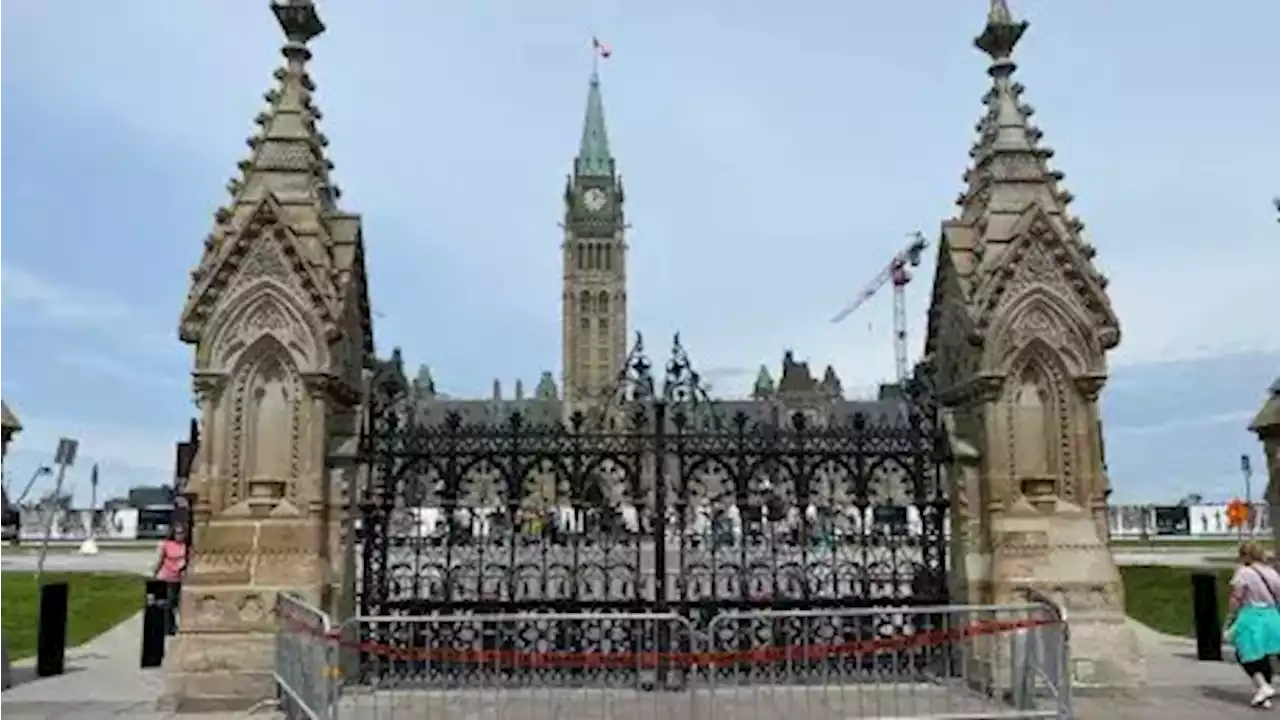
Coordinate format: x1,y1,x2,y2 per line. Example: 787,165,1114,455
582,187,609,213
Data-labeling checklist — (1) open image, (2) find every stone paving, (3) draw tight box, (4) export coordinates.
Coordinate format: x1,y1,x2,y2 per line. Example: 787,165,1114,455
1,613,282,719
1071,620,1272,720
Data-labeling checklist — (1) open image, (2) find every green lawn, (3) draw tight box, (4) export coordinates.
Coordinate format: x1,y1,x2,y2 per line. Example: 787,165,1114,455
1,542,158,554
1,572,147,660
1120,565,1232,637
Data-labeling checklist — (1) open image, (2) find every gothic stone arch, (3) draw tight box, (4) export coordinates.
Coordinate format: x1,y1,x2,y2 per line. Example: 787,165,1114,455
984,285,1107,513
196,279,331,516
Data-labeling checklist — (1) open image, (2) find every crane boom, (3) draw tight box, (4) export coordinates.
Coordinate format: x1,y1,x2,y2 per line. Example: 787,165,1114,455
830,232,929,383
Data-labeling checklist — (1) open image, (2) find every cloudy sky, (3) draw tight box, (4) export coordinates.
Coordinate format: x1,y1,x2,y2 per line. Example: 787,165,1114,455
1,0,1276,506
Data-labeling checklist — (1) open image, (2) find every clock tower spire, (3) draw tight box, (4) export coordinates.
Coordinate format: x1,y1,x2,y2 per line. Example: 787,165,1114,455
562,68,627,417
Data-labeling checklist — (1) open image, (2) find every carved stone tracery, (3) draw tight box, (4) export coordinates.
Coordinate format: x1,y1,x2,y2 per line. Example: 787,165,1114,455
975,212,1114,344
1001,345,1075,503
222,336,305,510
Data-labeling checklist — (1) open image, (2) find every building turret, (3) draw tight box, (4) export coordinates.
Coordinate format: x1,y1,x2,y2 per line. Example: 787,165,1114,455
820,366,844,399
752,365,776,399
536,371,559,400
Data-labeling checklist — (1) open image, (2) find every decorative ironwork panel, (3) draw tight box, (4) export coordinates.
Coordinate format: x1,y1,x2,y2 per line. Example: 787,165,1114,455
354,335,950,685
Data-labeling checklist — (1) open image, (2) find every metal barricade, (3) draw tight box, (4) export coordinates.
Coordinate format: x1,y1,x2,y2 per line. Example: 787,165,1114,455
331,612,700,719
275,593,338,720
277,600,1071,719
702,602,1072,720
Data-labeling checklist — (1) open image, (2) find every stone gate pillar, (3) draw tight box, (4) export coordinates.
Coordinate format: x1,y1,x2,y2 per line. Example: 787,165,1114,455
169,1,372,709
1252,380,1280,555
926,0,1142,691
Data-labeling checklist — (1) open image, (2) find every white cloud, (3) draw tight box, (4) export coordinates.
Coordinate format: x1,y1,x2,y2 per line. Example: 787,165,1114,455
1,262,131,326
4,0,1277,397
1107,410,1257,438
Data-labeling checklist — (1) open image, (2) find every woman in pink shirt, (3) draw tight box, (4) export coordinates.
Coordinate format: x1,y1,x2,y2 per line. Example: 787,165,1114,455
1224,540,1280,708
153,525,188,636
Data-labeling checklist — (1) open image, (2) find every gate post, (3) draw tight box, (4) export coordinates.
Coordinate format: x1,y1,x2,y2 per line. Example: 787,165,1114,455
651,399,671,688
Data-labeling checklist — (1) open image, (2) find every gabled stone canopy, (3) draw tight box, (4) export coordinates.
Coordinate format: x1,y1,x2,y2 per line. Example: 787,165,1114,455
926,0,1118,401
177,0,373,402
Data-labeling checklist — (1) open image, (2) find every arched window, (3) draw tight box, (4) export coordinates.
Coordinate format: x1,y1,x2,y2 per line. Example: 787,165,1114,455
604,245,613,271
579,291,592,315
598,291,609,315
576,245,584,271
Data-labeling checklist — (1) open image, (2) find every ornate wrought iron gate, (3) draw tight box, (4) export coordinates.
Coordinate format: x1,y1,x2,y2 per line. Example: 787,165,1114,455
354,335,950,683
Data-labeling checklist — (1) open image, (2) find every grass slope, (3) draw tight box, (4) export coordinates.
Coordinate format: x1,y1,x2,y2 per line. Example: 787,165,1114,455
1,572,147,660
1120,565,1232,637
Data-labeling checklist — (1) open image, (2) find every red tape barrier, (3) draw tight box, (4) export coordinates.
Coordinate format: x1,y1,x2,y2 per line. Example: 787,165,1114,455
278,612,1055,669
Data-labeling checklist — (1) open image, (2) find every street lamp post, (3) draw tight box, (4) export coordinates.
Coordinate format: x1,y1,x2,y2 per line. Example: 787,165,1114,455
35,438,78,587
1243,454,1255,538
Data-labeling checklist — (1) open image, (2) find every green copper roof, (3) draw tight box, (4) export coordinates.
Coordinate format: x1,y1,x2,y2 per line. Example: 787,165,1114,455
575,71,613,177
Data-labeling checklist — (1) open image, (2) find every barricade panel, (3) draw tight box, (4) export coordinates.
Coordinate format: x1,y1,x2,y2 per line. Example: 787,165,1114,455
275,600,1071,719
274,593,337,720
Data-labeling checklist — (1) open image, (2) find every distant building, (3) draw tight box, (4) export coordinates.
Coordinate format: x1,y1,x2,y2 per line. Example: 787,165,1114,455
1,401,21,460
128,485,176,509
401,71,905,434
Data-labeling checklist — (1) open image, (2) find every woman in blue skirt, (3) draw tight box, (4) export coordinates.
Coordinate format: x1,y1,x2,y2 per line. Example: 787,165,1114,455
1225,540,1280,708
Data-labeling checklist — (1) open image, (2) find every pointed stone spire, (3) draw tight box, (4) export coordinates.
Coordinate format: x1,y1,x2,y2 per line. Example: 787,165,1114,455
181,0,353,338
974,0,1036,159
224,0,338,222
954,0,1088,260
575,71,614,178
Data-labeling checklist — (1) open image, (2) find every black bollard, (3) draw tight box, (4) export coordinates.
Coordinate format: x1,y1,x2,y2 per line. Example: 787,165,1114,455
140,580,169,668
36,581,69,677
1192,572,1224,661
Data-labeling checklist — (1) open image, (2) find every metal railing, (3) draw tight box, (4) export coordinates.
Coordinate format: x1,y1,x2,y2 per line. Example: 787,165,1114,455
703,603,1071,720
274,597,1072,720
275,593,338,720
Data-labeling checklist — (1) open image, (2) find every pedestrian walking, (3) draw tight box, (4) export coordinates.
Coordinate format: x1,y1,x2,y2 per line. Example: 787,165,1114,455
153,524,188,636
1223,540,1280,708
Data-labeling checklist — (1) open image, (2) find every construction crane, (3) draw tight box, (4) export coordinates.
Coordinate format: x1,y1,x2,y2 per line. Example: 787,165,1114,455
830,232,929,384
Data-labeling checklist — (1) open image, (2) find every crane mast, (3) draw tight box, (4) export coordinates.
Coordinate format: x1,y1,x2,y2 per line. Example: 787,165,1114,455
830,232,928,384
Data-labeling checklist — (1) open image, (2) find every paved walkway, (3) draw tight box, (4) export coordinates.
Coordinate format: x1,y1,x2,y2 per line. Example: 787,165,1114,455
1072,619,1270,719
1,613,281,719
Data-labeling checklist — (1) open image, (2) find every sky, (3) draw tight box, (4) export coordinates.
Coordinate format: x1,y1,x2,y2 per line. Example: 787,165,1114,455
1,0,1276,507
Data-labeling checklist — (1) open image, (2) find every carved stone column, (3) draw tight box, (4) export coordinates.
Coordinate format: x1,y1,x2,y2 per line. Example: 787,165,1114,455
980,368,1143,691
1074,375,1111,542
1251,380,1280,556
165,368,334,711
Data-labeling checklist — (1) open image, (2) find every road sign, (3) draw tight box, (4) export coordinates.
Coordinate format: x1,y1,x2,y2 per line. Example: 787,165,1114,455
53,439,78,467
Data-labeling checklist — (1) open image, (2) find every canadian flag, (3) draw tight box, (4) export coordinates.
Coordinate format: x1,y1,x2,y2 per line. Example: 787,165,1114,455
592,37,612,59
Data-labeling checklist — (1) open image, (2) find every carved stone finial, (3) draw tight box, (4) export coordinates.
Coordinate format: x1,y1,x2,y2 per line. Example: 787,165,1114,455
271,0,325,45
975,0,1028,63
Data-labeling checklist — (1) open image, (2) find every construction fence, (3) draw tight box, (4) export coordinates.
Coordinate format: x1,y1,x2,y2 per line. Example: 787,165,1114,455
274,595,1072,720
